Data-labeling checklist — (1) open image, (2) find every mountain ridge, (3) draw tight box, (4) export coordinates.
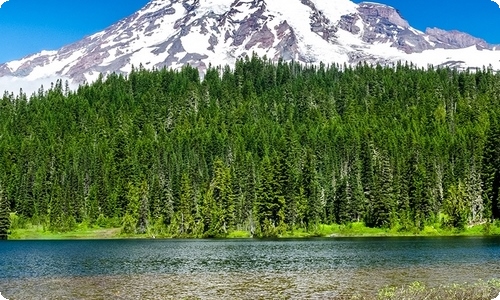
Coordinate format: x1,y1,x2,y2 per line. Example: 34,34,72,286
1,0,499,93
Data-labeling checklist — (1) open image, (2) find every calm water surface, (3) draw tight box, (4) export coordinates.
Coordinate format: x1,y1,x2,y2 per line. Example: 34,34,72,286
1,237,499,299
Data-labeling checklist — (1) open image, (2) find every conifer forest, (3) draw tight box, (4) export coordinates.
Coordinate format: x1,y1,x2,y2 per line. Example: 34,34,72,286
1,56,500,238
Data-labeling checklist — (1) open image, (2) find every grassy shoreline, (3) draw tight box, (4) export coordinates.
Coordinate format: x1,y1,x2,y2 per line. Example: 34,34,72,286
7,221,500,240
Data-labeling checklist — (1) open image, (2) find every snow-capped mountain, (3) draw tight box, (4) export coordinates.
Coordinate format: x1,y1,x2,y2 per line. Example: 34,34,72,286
2,0,500,93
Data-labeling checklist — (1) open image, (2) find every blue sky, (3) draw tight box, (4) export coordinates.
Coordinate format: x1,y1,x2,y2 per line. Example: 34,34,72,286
0,0,149,63
0,0,499,64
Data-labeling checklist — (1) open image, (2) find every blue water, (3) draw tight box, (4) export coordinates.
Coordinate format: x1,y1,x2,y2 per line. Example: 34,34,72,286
0,237,499,299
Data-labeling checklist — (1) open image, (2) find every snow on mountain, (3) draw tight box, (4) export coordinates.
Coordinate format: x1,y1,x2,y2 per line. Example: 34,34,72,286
1,0,500,94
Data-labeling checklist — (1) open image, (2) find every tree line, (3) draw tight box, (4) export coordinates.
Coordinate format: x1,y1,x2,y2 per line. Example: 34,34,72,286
0,56,499,238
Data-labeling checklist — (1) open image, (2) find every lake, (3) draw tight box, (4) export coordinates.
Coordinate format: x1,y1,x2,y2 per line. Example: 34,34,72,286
1,237,499,299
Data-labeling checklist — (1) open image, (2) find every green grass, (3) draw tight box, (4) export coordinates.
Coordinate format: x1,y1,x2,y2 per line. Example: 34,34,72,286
226,230,252,238
8,224,122,240
348,279,500,300
8,221,500,240
332,222,392,236
278,221,500,238
280,227,314,238
278,223,391,238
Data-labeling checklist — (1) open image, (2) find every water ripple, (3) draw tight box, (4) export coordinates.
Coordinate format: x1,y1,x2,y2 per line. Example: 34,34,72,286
0,237,499,299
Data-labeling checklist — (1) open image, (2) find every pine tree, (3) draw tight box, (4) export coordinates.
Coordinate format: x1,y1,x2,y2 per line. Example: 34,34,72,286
203,158,234,236
302,149,321,230
136,180,149,234
334,177,352,224
366,149,393,228
177,172,195,236
444,181,468,229
48,185,65,232
482,119,500,219
121,181,140,234
0,186,10,240
257,156,277,236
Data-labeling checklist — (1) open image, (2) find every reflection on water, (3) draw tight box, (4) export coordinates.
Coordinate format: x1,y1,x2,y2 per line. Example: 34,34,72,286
0,237,499,299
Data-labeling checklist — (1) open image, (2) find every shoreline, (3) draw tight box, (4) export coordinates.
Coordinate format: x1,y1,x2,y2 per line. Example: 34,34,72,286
6,222,500,240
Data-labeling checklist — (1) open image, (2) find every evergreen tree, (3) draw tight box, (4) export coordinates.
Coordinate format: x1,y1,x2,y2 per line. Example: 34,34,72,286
482,119,500,219
302,149,321,229
177,172,195,236
203,158,234,236
257,156,278,236
121,181,140,234
0,186,10,240
444,181,468,229
136,180,150,234
333,177,351,224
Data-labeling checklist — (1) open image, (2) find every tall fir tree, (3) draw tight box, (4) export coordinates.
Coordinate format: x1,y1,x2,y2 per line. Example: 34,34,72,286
482,119,500,219
0,185,10,240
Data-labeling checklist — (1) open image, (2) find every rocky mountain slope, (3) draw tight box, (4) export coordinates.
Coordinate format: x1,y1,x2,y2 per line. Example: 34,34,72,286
1,0,500,92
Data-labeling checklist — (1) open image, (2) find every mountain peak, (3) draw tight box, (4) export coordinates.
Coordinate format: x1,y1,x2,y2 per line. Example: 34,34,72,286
357,1,409,28
1,0,500,93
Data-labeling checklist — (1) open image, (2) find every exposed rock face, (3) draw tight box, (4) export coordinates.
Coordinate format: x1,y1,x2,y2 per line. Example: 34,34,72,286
274,21,299,61
357,3,409,29
231,1,268,47
350,2,434,53
1,0,500,89
425,27,490,49
338,14,360,35
245,25,275,50
0,65,12,76
302,0,338,43
336,2,500,56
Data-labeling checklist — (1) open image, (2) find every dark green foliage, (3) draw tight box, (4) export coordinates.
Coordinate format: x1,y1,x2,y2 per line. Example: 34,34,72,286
443,181,469,229
0,186,10,239
136,181,150,234
367,153,394,228
256,155,286,237
203,158,234,237
177,172,196,236
482,117,500,219
0,57,499,237
302,149,322,229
